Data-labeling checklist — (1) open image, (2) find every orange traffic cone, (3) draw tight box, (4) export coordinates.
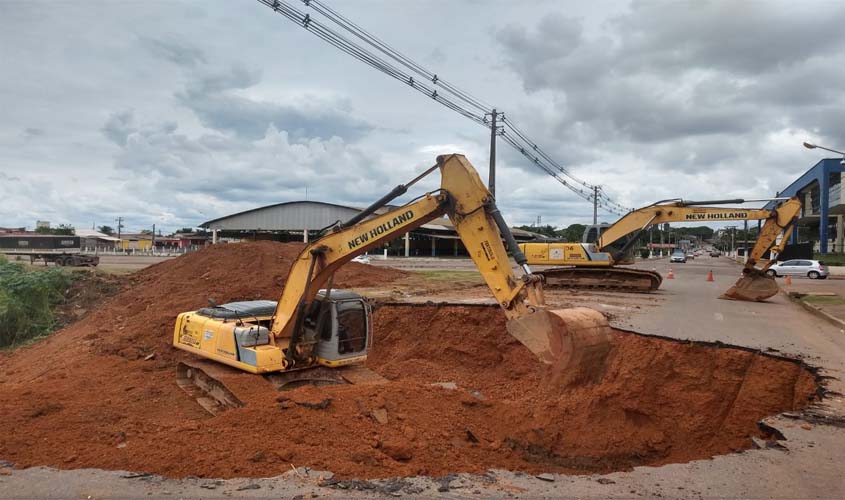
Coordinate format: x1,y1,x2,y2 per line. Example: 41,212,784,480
666,268,675,279
785,275,792,286
706,270,714,282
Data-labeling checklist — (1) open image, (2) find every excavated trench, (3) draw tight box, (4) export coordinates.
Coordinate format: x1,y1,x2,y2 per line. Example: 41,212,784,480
0,243,819,480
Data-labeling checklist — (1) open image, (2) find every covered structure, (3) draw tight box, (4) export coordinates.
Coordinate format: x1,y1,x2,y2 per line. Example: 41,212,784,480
765,158,845,254
200,200,542,257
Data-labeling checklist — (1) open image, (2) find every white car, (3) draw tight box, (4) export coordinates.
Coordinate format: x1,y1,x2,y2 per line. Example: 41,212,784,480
766,259,828,279
351,255,371,264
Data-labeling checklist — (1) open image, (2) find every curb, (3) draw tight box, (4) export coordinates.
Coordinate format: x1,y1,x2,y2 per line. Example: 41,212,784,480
789,294,845,330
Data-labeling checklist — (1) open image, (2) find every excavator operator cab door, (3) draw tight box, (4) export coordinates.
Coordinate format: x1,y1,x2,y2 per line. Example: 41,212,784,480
313,290,372,365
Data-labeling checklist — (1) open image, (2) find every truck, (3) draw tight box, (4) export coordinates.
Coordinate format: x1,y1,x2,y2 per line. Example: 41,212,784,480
0,235,99,267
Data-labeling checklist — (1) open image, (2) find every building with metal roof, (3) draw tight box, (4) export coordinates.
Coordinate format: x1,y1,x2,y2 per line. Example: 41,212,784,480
200,200,543,257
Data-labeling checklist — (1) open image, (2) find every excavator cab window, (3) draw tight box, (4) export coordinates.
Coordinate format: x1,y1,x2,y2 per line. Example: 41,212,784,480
335,300,368,354
582,223,611,244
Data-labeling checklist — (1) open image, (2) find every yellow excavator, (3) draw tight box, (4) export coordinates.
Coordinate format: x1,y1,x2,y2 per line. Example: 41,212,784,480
173,154,612,413
520,197,802,300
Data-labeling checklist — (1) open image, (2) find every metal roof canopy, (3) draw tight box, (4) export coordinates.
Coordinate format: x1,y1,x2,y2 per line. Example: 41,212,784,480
201,201,364,232
201,199,545,242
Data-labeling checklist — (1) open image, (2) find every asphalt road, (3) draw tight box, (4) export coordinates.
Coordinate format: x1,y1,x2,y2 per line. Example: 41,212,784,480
2,256,844,499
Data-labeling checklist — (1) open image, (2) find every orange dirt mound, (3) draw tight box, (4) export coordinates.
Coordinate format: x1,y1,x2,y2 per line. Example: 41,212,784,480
0,248,817,480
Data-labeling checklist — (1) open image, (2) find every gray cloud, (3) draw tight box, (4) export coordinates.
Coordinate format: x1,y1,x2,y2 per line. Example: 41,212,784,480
178,88,372,141
22,128,44,140
101,110,137,146
141,36,208,68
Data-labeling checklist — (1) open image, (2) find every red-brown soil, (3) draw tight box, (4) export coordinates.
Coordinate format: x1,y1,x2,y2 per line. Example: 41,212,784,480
0,243,816,480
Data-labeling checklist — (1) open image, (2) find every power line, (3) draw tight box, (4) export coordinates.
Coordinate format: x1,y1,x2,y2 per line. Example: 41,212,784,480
256,0,630,216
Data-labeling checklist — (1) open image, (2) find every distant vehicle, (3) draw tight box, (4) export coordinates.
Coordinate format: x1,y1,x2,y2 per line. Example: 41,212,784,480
0,235,99,267
686,252,695,260
710,251,721,257
670,250,687,263
766,260,828,279
351,255,371,264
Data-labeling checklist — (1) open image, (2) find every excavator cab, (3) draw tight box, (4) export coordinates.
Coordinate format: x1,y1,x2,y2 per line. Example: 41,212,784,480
307,290,372,366
583,223,636,265
582,223,611,244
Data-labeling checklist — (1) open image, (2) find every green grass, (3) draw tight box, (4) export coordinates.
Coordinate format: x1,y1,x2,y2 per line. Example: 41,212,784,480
0,254,74,349
814,253,845,266
801,294,845,306
415,270,484,286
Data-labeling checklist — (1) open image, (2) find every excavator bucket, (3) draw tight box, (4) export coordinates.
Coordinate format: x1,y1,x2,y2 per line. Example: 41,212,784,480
720,270,779,302
506,307,613,385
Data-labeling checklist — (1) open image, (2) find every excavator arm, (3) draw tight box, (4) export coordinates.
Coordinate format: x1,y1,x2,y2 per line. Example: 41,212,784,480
271,154,611,377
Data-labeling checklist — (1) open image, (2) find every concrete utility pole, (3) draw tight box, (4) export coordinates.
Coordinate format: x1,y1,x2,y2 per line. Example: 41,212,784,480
488,109,497,197
731,227,736,256
593,186,598,225
152,224,156,251
115,217,124,253
744,220,749,263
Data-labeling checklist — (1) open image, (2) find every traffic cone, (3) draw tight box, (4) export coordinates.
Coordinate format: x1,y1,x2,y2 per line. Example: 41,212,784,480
667,268,675,279
785,275,792,286
706,270,714,282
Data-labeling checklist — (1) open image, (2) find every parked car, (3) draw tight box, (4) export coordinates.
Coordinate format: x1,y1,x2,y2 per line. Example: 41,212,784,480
766,259,828,279
710,251,721,257
670,250,687,263
686,252,695,260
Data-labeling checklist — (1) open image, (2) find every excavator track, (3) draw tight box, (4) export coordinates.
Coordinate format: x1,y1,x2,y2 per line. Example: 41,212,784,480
177,360,387,416
537,267,663,292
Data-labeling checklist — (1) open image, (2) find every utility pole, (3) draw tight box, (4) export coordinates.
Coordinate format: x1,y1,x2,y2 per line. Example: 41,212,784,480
488,109,497,197
744,220,749,263
115,217,124,252
152,223,156,252
593,186,598,225
731,227,736,256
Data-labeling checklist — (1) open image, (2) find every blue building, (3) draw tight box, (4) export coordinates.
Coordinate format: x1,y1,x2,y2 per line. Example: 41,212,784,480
765,158,845,254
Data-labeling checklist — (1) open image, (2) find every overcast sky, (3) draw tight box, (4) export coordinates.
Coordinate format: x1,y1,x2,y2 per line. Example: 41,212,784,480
2,0,844,233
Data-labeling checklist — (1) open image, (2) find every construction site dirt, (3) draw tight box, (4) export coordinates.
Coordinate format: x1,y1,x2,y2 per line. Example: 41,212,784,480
0,242,821,483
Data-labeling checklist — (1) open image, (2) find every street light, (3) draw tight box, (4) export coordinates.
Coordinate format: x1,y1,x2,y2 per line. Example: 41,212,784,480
804,141,845,165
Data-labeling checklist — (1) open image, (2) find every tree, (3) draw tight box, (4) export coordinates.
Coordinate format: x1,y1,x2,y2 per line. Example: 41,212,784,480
515,224,558,238
557,224,587,242
175,227,195,234
98,225,115,236
35,224,75,235
139,229,153,235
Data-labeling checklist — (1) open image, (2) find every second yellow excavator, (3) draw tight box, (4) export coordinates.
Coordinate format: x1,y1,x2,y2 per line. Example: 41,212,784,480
520,197,802,300
173,154,612,413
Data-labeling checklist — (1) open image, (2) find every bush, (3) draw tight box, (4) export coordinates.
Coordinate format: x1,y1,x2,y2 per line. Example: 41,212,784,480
639,248,650,259
0,259,73,348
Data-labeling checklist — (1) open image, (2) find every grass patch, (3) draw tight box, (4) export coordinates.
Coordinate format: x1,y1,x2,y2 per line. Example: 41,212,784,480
801,294,845,306
415,270,484,286
814,253,845,266
0,254,75,349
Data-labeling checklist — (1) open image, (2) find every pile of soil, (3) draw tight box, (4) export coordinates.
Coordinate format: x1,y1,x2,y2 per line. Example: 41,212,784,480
0,243,817,480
